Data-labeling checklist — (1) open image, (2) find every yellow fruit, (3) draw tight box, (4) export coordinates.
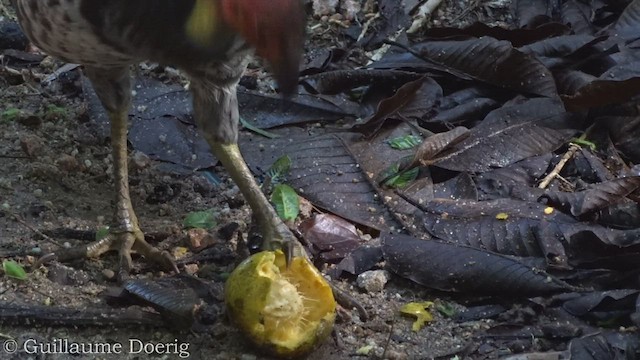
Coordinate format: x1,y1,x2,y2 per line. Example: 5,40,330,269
225,250,336,358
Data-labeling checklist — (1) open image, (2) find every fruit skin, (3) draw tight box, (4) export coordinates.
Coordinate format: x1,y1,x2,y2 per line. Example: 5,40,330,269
225,251,336,358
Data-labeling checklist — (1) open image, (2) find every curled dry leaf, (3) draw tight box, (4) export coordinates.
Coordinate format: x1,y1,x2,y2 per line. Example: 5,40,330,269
415,126,470,166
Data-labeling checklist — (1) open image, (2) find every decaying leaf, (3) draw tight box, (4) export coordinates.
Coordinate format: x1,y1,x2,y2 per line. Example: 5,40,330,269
539,177,640,217
382,233,573,296
300,213,362,263
400,301,434,331
353,77,442,139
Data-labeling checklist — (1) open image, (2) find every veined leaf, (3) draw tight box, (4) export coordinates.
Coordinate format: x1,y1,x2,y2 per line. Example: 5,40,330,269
3,260,27,281
384,167,419,189
271,184,300,221
267,155,292,183
183,209,217,229
387,135,422,150
95,226,110,241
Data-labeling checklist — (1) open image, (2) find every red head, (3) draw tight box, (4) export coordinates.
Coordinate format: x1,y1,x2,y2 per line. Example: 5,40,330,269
221,0,305,94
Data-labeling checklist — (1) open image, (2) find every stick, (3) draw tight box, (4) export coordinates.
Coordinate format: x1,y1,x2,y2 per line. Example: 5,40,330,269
538,144,580,189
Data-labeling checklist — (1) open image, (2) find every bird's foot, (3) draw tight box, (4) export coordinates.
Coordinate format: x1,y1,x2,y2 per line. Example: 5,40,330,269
205,142,305,264
256,212,306,266
37,227,178,282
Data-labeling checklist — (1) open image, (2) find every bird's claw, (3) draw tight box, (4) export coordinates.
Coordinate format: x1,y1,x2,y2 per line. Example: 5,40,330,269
33,252,58,269
260,221,303,268
283,239,294,268
32,230,178,283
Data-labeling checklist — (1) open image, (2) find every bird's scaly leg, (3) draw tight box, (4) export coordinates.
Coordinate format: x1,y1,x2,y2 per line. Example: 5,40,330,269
208,143,303,259
191,60,303,261
43,67,176,279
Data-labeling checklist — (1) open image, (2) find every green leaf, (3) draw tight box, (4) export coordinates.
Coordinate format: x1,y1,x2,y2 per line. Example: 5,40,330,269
387,134,422,150
571,138,596,151
44,104,69,121
240,117,279,139
267,155,292,183
436,302,456,317
377,155,414,186
95,226,110,241
3,260,27,280
383,167,419,188
183,209,217,229
271,184,300,221
1,108,22,123
378,162,401,184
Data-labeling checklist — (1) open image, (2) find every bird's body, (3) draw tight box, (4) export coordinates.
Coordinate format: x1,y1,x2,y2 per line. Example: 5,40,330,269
15,0,248,68
13,0,306,277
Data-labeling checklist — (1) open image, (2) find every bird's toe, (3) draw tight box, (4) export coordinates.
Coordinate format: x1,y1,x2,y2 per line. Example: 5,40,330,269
35,228,177,283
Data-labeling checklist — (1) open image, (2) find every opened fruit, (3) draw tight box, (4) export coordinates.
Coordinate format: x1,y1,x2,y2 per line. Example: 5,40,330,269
225,250,336,358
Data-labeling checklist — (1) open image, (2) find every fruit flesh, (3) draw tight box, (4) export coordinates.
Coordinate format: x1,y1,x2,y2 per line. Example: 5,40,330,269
225,251,336,357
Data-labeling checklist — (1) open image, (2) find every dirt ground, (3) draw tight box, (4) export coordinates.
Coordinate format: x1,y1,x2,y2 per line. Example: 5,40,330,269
0,1,540,359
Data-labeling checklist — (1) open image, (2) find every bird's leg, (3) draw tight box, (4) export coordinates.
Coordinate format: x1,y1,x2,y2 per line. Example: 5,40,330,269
190,62,303,259
47,66,176,279
209,142,303,258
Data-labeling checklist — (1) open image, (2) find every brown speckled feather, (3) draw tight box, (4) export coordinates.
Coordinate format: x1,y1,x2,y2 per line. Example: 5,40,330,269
13,0,248,69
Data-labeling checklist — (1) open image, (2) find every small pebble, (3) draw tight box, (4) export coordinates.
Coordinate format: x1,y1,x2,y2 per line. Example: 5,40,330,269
0,178,11,190
56,154,79,172
385,349,409,360
186,228,216,250
33,188,43,198
18,115,42,128
20,134,44,157
102,269,116,280
131,151,151,170
183,263,199,275
313,0,339,16
357,270,390,293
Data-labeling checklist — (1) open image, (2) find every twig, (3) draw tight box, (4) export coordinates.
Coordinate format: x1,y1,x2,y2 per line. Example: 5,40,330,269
538,144,580,189
0,154,29,159
368,29,404,63
331,283,369,321
356,12,381,42
328,18,350,28
451,0,480,23
0,209,63,247
380,317,395,359
555,174,575,190
407,0,444,34
0,303,166,328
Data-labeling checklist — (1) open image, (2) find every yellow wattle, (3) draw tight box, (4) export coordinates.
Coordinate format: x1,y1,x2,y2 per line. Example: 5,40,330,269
185,0,218,46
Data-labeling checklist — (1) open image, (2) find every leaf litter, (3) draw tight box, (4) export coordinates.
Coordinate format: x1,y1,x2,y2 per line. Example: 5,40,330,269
2,0,640,358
